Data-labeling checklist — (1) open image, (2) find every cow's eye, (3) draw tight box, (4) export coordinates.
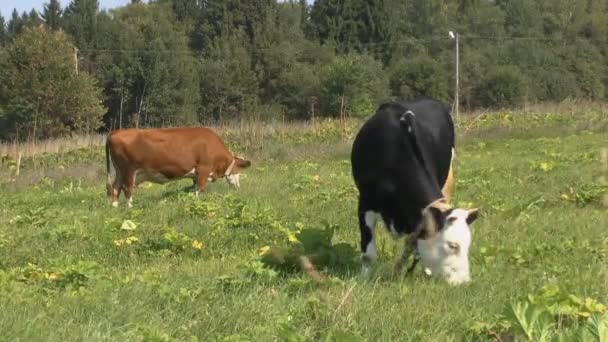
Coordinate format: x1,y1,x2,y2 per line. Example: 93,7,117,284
447,241,460,253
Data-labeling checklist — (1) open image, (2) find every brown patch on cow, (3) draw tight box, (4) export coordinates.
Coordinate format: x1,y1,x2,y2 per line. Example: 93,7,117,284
412,198,454,242
441,150,456,204
106,127,250,207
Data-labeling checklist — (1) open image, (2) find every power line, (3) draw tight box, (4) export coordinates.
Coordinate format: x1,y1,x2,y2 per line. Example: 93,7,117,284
76,34,593,55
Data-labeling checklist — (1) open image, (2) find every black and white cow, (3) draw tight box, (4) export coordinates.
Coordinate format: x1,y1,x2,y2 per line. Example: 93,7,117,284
350,97,479,285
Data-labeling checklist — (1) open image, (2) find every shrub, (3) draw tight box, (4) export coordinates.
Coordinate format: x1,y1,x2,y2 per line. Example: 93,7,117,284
320,53,389,118
389,55,449,102
474,65,527,108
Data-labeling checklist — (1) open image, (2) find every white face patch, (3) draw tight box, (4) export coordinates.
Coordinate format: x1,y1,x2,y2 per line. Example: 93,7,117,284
226,173,240,187
416,208,473,286
184,168,196,177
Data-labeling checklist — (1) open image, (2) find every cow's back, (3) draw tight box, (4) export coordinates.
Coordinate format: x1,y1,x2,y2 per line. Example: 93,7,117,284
109,127,227,166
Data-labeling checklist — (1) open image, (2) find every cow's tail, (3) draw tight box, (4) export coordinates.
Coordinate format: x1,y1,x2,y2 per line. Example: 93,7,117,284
398,109,428,171
105,136,113,197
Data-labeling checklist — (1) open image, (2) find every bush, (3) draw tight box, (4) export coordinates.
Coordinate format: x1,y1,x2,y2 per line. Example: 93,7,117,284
474,65,527,108
533,69,579,102
320,53,389,118
389,55,449,102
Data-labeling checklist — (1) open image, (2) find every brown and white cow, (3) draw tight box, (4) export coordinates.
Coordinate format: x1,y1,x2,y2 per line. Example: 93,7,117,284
105,127,251,208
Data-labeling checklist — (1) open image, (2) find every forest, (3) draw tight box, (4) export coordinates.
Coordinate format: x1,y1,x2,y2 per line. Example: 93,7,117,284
0,0,607,141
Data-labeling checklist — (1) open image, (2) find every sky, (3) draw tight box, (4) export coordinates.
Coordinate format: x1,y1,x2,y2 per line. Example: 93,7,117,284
1,0,134,18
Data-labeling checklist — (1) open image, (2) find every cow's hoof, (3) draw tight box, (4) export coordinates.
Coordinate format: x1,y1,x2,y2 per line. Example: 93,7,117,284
111,201,118,208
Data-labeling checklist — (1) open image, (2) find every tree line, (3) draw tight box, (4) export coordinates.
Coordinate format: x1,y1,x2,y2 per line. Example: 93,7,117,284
0,0,607,141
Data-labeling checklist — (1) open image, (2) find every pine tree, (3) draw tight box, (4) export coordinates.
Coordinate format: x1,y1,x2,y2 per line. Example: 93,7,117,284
42,0,63,30
7,9,24,37
0,12,7,45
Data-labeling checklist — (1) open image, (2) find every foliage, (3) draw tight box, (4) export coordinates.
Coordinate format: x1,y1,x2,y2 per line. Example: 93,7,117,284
320,53,389,118
97,2,200,128
473,65,527,108
1,1,608,133
41,0,63,31
389,54,449,102
469,285,608,341
0,25,105,141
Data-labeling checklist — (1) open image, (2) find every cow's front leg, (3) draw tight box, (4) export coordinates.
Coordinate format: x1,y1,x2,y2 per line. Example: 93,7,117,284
195,166,212,196
358,202,378,277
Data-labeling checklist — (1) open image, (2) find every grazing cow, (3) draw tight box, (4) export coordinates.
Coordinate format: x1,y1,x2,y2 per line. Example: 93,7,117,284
105,127,251,208
350,97,479,285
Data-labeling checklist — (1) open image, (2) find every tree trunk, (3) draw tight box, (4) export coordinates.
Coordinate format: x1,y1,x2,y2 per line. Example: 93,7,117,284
119,84,124,129
135,82,147,129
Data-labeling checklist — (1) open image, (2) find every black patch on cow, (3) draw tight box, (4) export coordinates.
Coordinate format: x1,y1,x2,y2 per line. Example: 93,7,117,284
351,97,455,252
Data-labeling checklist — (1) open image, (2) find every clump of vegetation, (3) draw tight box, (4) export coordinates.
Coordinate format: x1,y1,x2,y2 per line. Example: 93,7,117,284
258,222,359,280
468,285,608,341
13,261,101,291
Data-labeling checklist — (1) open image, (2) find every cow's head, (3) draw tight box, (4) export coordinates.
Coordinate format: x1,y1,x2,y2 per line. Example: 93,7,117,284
224,156,251,188
415,199,479,286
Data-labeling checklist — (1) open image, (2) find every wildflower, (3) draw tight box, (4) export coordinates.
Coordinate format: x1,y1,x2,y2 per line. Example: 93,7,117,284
113,239,124,246
457,201,474,208
46,272,59,280
287,232,299,243
258,245,271,256
120,220,137,231
191,240,203,250
125,236,139,245
539,162,553,172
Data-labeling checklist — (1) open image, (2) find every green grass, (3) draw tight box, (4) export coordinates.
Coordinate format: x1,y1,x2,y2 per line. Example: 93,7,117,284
0,115,607,341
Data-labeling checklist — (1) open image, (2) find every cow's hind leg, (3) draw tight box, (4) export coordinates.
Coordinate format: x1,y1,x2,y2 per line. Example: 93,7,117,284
110,166,123,208
122,169,136,208
358,199,379,277
110,177,122,208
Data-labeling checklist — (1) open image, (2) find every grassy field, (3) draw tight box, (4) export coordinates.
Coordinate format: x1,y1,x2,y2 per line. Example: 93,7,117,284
1,111,607,341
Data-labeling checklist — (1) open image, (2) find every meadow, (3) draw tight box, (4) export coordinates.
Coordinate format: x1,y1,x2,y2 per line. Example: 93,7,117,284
0,108,607,341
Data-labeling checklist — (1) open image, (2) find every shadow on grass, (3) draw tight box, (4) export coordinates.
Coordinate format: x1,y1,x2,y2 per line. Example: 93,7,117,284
259,225,361,280
258,224,427,285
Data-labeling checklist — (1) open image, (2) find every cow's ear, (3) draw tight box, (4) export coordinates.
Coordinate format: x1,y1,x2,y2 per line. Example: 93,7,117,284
236,157,251,169
428,206,444,226
466,208,480,225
